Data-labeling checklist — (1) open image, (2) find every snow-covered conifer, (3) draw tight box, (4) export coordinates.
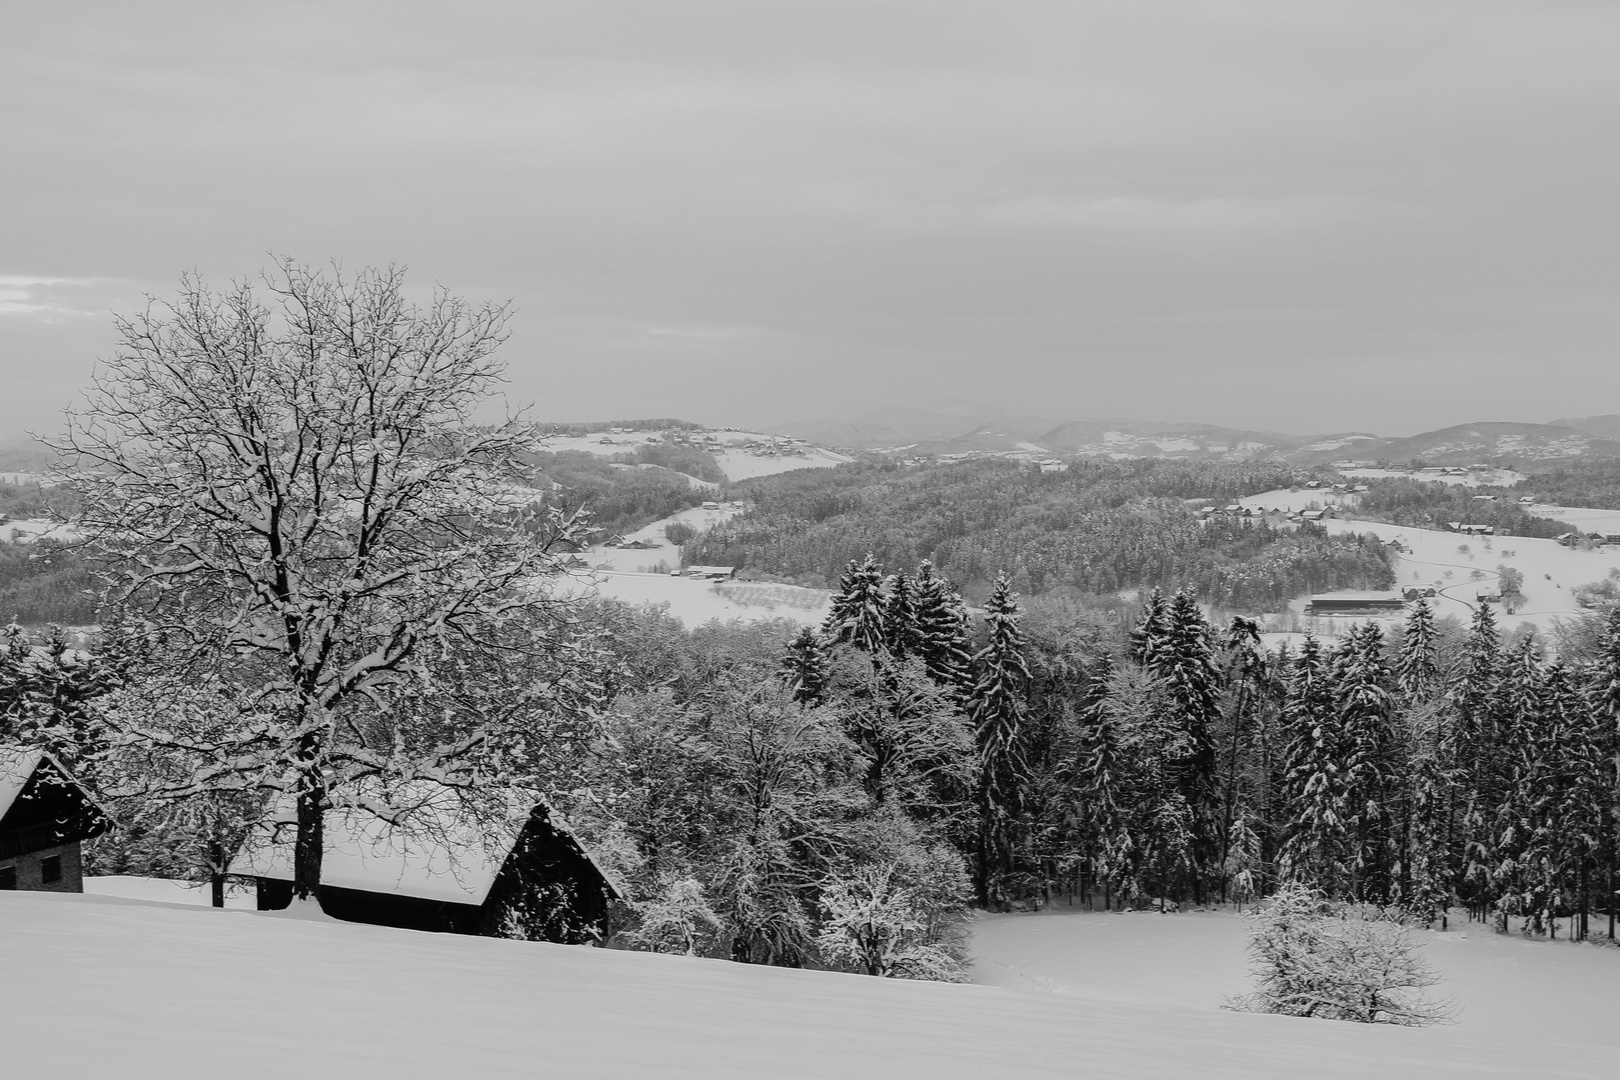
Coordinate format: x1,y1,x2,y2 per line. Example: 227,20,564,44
823,554,889,655
778,626,831,706
967,575,1031,908
1277,636,1350,893
912,561,973,691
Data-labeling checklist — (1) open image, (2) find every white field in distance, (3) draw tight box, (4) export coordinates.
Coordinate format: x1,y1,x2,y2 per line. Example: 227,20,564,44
554,501,831,628
1235,487,1620,639
542,428,852,483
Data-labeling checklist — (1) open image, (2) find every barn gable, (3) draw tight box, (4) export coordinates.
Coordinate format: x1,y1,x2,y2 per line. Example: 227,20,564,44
0,746,112,892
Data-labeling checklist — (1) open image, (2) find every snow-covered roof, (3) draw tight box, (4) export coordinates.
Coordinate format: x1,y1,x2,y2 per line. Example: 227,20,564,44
0,745,45,823
228,797,520,906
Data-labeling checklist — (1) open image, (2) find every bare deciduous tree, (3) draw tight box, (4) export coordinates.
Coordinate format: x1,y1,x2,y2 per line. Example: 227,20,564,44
60,259,583,902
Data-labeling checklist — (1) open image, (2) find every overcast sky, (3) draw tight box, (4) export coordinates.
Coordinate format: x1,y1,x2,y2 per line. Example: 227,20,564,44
3,1,1616,438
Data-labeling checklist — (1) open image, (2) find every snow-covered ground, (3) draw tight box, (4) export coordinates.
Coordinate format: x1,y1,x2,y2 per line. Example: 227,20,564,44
543,428,852,482
85,874,256,908
1306,519,1619,636
580,571,829,627
1528,503,1620,533
1234,488,1619,638
567,503,833,626
3,891,1613,1078
973,904,1620,1064
1237,487,1361,513
0,517,78,544
1337,468,1527,488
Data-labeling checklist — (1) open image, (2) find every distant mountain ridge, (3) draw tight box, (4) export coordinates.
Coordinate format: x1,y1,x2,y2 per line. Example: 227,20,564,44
766,405,1620,466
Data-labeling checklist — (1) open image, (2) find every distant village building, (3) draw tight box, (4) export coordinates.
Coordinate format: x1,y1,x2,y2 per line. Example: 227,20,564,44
685,565,738,580
1305,596,1407,617
0,746,111,893
228,798,620,940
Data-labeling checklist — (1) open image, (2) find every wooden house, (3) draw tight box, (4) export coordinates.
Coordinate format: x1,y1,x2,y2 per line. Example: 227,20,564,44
227,797,620,942
0,746,111,893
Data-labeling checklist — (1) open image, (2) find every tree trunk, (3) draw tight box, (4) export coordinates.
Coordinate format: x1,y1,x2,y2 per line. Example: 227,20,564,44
292,747,326,902
209,839,225,907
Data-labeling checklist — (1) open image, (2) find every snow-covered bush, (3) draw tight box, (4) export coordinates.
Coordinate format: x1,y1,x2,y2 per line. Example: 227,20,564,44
1227,884,1452,1026
815,849,970,982
625,874,725,956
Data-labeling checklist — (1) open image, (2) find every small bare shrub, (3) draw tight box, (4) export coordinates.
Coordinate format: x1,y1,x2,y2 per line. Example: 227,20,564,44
1226,884,1453,1027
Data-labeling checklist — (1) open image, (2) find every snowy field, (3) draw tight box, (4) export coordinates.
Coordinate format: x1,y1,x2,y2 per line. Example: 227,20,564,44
583,571,829,627
973,905,1620,1063
1337,468,1527,488
568,503,833,626
587,503,746,569
1529,503,1620,533
1237,487,1361,513
1310,519,1619,636
3,891,1614,1078
542,428,851,482
85,874,256,908
1233,488,1619,638
0,517,78,544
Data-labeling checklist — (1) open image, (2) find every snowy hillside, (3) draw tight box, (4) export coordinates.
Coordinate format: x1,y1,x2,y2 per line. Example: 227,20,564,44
3,892,1613,1078
974,906,1620,1063
543,427,852,482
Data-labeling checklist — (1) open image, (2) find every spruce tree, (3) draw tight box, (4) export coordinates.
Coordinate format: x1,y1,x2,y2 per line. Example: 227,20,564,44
1334,623,1397,903
1396,598,1443,701
1405,740,1454,927
882,571,921,659
1277,635,1349,894
823,554,889,655
1517,660,1597,937
1129,588,1168,667
1218,616,1267,900
1074,667,1127,905
1481,633,1543,929
912,561,973,691
1147,591,1221,901
1589,605,1620,939
968,575,1031,908
1450,602,1504,918
778,627,831,707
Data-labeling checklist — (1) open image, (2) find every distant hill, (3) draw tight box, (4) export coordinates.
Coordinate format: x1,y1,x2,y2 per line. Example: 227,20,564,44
1369,421,1620,465
1034,420,1358,463
1548,415,1620,441
766,402,1060,449
0,436,56,473
768,404,1620,467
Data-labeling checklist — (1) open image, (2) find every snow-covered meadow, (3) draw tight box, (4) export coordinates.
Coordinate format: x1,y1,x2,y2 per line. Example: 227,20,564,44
542,428,851,483
3,891,1615,1078
1233,486,1620,638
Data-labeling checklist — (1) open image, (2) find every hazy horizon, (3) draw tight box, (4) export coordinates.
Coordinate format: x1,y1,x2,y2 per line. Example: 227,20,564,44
3,2,1617,438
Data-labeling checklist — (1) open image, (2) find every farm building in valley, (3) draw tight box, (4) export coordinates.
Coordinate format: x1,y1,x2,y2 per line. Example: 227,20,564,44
228,797,620,942
0,746,111,892
685,565,738,580
1305,595,1408,617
